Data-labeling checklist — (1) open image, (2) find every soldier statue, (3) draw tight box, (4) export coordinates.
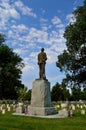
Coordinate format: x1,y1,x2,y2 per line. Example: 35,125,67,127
38,48,47,79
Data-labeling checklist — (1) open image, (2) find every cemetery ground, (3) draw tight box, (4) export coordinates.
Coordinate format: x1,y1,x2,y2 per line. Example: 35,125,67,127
0,110,86,130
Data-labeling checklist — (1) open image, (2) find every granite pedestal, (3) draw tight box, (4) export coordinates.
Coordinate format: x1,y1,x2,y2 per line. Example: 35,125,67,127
29,79,56,116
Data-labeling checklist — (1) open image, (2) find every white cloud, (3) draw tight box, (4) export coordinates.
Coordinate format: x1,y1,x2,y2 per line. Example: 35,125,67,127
52,16,61,25
11,24,28,33
13,48,20,54
0,0,68,89
51,16,64,28
40,18,52,31
9,8,20,19
22,63,34,73
0,0,20,30
0,0,20,20
0,0,37,31
0,0,10,9
7,30,13,38
73,0,78,6
24,66,31,73
13,48,26,55
48,74,65,86
46,49,57,63
14,0,37,18
66,14,76,25
46,41,66,64
0,0,66,56
0,20,7,30
7,22,66,65
19,27,49,45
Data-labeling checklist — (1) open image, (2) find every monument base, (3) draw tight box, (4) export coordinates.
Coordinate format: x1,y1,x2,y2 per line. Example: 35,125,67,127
29,79,56,116
29,107,56,116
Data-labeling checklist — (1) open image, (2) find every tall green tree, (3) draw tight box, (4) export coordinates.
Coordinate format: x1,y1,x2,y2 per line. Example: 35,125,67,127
17,87,31,101
51,82,70,101
0,33,6,45
70,87,82,101
82,88,86,100
17,86,28,101
26,89,31,101
0,33,24,99
56,0,86,88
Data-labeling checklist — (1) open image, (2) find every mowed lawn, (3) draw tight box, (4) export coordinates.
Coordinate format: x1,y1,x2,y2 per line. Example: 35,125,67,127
0,112,86,130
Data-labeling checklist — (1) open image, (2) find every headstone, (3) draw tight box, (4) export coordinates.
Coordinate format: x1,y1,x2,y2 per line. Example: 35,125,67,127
2,109,5,114
0,106,2,111
58,108,68,117
57,105,60,108
80,105,83,109
76,104,80,108
61,103,67,109
7,107,11,111
84,104,86,108
29,79,56,116
15,103,23,114
81,110,85,115
70,104,75,110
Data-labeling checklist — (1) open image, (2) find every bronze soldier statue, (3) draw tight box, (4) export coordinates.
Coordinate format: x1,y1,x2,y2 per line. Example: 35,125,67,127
38,48,47,79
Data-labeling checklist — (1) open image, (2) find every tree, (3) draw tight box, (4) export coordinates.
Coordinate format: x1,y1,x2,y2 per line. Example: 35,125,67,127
17,86,28,101
0,33,6,45
51,82,70,101
17,87,31,101
82,88,86,100
26,89,31,101
56,0,86,88
70,87,82,101
0,33,24,99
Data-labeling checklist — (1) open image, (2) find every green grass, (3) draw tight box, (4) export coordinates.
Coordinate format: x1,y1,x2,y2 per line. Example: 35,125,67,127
0,112,86,130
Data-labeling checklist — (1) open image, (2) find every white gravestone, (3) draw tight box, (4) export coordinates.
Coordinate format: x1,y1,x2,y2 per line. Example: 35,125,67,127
15,103,23,114
2,109,5,114
81,110,85,115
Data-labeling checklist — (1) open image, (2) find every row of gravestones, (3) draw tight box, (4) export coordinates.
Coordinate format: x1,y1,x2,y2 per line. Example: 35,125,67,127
0,103,19,114
54,103,86,116
55,103,86,110
0,102,86,116
0,103,30,115
0,104,12,114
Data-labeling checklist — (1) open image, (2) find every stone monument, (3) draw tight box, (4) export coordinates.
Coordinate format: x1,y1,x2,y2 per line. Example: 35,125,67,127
29,48,56,116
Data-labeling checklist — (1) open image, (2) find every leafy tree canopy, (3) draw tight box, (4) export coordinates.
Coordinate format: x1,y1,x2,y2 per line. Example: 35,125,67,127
56,0,86,88
51,82,70,101
0,33,24,99
0,33,6,45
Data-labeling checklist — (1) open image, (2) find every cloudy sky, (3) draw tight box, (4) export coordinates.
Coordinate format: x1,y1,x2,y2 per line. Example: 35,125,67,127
0,0,83,89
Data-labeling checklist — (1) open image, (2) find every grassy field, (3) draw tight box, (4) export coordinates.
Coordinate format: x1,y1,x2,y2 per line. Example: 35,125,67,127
0,112,86,130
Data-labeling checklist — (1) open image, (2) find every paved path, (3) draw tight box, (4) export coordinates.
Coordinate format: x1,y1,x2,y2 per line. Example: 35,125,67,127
13,113,68,118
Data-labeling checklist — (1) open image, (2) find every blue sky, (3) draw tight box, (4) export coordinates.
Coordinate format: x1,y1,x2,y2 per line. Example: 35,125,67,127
0,0,83,89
